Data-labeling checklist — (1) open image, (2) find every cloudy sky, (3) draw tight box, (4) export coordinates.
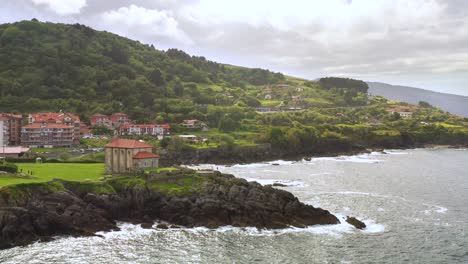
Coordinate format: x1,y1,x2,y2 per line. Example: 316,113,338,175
2,0,468,96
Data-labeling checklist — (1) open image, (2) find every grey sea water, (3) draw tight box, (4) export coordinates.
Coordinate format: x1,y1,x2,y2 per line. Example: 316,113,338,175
1,148,467,263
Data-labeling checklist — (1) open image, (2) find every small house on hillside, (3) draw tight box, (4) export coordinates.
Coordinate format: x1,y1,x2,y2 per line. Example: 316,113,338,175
105,138,159,173
182,119,208,130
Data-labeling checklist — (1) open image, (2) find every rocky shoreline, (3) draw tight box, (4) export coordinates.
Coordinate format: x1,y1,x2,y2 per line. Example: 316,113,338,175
0,169,366,249
161,143,467,166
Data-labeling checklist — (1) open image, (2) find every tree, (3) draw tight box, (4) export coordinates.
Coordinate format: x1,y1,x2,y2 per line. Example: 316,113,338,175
418,101,432,108
149,69,166,86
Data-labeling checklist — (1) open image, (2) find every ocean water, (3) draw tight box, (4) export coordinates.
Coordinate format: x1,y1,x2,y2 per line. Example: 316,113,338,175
1,148,467,263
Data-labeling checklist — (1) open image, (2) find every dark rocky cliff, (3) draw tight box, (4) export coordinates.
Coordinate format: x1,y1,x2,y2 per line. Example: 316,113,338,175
0,169,342,249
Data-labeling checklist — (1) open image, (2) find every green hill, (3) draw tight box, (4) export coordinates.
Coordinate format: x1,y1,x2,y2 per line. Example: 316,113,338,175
0,20,340,121
0,20,466,153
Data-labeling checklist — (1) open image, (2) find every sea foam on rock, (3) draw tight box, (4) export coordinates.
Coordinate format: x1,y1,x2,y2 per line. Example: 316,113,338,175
0,169,340,249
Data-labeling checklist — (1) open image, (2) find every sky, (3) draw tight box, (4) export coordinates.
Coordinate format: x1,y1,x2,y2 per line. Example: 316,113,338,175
1,0,468,96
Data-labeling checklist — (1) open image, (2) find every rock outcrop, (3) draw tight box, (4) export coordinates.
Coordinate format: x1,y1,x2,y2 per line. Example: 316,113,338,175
0,169,340,249
346,216,367,229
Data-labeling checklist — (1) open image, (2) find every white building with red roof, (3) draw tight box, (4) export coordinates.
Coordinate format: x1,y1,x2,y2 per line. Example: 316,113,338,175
90,114,111,127
109,113,132,128
119,124,170,137
28,112,81,145
105,138,159,173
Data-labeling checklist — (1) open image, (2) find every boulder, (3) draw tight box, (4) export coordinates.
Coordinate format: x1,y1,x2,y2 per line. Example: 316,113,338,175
346,216,366,229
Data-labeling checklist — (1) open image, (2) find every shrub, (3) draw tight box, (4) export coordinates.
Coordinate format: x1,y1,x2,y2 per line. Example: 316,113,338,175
0,163,18,173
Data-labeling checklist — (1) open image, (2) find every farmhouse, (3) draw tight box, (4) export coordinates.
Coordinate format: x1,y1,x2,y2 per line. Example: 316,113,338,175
105,138,159,173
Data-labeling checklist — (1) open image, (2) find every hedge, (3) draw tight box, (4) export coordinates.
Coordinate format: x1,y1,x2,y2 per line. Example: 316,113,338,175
0,163,18,173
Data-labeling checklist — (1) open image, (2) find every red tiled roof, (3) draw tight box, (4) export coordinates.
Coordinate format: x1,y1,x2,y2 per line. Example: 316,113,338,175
183,119,199,123
105,138,153,148
132,151,160,159
0,113,22,119
30,112,80,123
0,117,8,121
0,147,30,154
23,123,73,129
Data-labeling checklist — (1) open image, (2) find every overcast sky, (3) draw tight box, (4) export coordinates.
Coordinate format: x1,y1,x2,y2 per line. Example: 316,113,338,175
1,0,468,96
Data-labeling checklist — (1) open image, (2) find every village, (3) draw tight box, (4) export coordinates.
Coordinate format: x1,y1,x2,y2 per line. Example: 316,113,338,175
0,111,216,178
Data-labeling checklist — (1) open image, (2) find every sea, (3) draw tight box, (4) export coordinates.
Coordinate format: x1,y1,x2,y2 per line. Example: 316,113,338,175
1,148,467,263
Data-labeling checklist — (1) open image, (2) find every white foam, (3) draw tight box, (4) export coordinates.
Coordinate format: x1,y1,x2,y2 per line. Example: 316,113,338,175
244,178,305,187
435,206,448,213
311,154,383,164
361,219,385,233
383,150,409,155
96,222,156,239
97,215,384,239
422,204,448,215
335,214,385,235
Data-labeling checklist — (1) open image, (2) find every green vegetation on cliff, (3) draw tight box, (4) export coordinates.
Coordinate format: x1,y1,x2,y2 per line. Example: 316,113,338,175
0,20,466,156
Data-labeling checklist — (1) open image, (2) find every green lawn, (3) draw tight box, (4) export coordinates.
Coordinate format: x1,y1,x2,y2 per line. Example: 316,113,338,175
260,100,282,107
0,163,106,187
30,148,71,153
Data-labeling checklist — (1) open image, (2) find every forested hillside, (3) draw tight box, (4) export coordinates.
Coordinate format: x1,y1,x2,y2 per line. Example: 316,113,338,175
0,20,288,121
0,20,467,153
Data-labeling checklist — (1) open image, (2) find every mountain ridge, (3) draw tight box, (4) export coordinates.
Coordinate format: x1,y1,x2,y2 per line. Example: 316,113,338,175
367,82,468,118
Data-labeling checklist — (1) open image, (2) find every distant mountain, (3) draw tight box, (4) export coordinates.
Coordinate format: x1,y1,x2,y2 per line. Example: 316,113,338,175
367,82,468,118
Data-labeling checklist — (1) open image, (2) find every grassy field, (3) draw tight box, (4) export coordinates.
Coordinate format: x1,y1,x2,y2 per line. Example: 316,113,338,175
30,148,71,153
260,100,282,107
0,163,106,187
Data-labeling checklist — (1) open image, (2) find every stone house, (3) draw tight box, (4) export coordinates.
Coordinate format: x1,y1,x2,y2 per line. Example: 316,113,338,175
105,138,159,173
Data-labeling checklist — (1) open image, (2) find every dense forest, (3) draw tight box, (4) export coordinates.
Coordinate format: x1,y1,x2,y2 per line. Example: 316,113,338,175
0,20,285,121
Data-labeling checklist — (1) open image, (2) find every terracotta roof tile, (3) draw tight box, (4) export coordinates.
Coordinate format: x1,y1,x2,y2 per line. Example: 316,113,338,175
105,138,153,149
30,112,80,123
0,113,22,119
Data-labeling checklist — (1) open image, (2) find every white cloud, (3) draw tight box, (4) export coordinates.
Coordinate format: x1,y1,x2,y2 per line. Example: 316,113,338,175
100,4,192,45
31,0,87,15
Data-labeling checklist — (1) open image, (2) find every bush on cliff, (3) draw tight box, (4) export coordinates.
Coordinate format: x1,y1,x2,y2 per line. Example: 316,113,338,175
0,163,18,173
